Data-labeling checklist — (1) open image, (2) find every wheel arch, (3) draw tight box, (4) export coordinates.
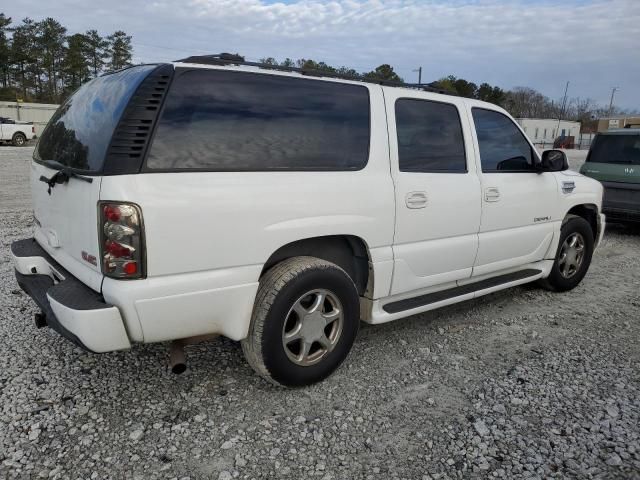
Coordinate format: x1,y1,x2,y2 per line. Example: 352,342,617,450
565,203,599,240
261,235,372,296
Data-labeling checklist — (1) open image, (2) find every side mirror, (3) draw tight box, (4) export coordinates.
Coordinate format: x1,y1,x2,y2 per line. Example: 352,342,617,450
539,149,569,172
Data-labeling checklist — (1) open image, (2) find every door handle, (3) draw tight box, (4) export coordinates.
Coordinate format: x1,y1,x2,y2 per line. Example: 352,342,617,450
484,187,500,202
405,191,428,209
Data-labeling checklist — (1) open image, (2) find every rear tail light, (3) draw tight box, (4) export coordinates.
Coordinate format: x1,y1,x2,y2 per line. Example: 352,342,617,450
99,202,145,279
32,126,35,134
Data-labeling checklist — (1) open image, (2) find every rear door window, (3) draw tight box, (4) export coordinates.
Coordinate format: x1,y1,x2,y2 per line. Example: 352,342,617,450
34,65,156,172
395,98,466,172
472,108,535,172
145,69,371,171
587,134,640,165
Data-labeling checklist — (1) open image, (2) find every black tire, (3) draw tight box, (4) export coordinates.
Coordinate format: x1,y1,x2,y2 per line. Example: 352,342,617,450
12,132,26,147
539,216,594,292
242,256,360,387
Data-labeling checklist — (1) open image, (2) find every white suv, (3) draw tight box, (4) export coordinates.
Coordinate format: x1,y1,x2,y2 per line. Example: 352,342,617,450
11,56,605,386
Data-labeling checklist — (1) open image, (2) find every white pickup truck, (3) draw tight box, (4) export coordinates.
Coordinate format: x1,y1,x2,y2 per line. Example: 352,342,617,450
11,57,605,387
0,117,35,146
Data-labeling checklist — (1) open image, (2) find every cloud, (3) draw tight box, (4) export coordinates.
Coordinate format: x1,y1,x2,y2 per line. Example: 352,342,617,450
5,0,640,108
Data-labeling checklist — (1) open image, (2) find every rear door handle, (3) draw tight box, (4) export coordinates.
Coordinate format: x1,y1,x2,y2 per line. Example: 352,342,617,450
405,191,428,209
485,187,501,202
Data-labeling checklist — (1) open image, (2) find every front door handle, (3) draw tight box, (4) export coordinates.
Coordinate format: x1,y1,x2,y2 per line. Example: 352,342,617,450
485,187,501,202
405,191,428,209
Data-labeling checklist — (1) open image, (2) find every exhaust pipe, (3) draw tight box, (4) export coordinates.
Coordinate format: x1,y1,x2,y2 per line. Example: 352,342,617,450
168,334,219,374
34,312,47,329
169,341,187,374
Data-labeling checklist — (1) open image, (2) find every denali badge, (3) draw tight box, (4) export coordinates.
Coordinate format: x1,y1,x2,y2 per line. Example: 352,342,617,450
534,216,550,222
82,251,98,266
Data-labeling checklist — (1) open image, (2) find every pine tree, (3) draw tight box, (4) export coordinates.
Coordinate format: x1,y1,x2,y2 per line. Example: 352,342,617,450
63,33,90,93
84,29,109,77
106,30,132,71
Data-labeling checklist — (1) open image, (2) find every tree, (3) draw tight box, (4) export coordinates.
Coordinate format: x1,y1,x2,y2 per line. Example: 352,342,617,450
9,18,40,100
0,14,11,88
63,33,90,93
477,83,505,105
364,64,402,83
38,17,67,99
106,30,132,71
84,29,109,76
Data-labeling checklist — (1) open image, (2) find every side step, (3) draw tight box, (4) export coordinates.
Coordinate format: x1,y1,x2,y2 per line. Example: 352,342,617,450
382,269,542,314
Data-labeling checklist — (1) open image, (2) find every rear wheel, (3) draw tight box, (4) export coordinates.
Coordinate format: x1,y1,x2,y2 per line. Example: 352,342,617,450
12,132,26,147
242,256,359,387
540,216,594,291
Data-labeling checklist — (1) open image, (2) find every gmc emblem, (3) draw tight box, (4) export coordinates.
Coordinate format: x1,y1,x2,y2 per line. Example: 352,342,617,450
82,251,97,266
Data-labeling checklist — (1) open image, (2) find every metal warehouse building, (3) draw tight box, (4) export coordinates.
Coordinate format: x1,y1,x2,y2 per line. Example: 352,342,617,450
0,101,59,137
515,118,581,146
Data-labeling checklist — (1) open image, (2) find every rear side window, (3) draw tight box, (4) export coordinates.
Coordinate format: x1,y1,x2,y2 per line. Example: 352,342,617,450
472,108,535,172
146,69,370,171
395,99,466,172
587,134,640,165
34,65,156,172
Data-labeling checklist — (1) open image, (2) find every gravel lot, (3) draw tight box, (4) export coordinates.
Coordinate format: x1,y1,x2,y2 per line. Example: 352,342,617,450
1,146,639,479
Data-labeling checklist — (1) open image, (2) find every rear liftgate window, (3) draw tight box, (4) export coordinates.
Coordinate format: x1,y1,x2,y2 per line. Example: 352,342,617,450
587,135,640,165
145,69,371,171
34,65,157,172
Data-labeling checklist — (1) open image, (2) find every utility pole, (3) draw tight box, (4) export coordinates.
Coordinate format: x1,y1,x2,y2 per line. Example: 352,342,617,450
413,66,422,85
556,81,570,141
560,81,570,119
608,87,618,117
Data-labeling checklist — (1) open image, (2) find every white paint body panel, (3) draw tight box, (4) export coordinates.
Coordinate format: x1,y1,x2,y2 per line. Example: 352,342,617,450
31,162,104,292
19,63,605,353
382,87,481,294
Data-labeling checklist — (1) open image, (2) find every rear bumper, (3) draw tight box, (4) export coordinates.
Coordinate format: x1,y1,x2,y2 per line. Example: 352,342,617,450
602,207,640,223
11,238,131,353
602,181,640,222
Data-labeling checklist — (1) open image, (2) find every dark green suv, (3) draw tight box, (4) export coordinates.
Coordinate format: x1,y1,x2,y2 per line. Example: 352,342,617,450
580,128,640,223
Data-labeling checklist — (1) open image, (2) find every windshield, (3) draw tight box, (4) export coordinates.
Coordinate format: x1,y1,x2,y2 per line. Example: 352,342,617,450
587,134,640,165
34,65,156,172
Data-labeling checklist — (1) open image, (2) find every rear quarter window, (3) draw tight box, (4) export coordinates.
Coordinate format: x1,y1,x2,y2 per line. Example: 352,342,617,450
145,69,371,171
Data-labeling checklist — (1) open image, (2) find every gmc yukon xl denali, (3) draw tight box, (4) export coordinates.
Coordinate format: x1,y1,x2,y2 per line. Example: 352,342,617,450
11,56,605,386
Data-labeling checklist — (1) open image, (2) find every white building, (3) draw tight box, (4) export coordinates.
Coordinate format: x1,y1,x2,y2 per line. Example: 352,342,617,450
515,118,581,145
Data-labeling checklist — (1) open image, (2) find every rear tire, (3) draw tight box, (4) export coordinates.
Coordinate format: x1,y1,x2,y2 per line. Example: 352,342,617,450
242,256,360,387
539,216,594,292
12,132,26,147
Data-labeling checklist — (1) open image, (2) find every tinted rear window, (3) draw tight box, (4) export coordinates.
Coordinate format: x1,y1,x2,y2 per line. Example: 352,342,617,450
34,65,156,171
395,98,466,172
145,69,370,171
587,134,640,165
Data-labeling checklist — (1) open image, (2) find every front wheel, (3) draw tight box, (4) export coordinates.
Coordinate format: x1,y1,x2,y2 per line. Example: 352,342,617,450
12,133,26,147
540,216,594,292
242,256,360,387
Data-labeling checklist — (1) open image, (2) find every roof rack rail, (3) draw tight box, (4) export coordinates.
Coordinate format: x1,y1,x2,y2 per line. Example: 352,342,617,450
174,53,454,96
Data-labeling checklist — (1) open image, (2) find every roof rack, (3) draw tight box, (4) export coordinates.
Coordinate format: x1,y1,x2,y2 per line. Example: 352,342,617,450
174,53,454,96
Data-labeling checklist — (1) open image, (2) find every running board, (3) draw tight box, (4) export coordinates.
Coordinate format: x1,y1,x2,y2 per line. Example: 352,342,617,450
382,269,542,314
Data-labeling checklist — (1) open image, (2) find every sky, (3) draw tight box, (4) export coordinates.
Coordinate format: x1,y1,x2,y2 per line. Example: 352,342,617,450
5,0,640,110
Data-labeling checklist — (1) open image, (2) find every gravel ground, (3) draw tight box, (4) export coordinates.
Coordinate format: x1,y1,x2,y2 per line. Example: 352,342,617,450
1,146,639,479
